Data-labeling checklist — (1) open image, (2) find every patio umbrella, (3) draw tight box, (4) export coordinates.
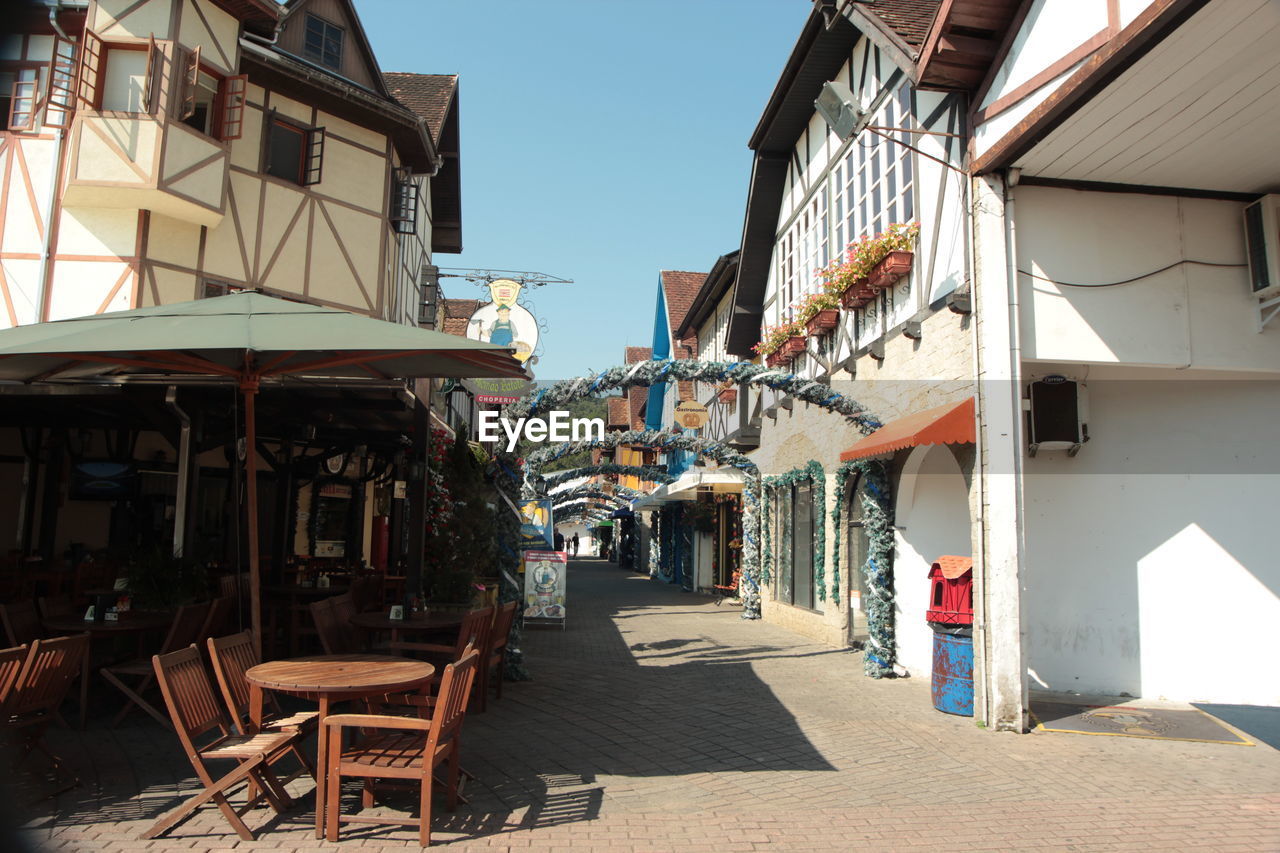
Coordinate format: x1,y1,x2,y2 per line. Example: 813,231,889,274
0,291,525,655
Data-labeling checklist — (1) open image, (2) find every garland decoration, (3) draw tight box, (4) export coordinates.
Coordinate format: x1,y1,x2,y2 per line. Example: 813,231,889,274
548,483,640,502
489,451,531,682
526,429,758,473
762,461,827,601
535,463,674,493
829,459,896,678
505,359,881,434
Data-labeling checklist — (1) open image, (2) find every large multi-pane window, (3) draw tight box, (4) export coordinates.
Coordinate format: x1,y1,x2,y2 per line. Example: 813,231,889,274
774,482,816,610
774,82,917,323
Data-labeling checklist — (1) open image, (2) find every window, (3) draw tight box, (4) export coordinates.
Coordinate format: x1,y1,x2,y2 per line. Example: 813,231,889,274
3,69,38,131
303,14,344,70
264,113,324,185
44,36,77,129
202,279,244,298
176,48,246,141
773,82,918,326
389,167,418,234
774,481,817,609
91,37,159,113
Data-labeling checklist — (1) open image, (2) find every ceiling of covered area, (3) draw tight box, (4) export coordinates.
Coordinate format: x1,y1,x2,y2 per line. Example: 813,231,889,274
1013,0,1280,194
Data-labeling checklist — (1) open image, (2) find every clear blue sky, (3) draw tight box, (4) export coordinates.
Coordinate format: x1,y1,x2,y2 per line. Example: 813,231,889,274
358,0,807,380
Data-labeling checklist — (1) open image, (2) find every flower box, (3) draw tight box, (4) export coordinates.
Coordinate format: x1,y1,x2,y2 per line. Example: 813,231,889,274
717,388,738,403
784,335,807,354
765,351,785,368
868,250,913,291
805,309,839,336
840,277,877,309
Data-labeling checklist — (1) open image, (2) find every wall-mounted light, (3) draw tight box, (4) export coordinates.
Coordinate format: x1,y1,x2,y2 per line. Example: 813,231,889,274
815,80,863,141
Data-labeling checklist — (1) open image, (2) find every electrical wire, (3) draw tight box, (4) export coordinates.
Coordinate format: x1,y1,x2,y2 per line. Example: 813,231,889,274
1020,259,1246,288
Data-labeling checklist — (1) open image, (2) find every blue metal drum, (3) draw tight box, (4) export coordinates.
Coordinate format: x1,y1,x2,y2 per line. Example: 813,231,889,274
931,626,974,716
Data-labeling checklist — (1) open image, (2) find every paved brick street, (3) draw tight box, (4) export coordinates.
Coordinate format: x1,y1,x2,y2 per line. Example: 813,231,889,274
12,558,1280,852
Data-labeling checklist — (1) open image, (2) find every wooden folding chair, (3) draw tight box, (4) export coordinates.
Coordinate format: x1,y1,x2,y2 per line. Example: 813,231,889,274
0,644,30,706
322,648,481,846
310,595,359,655
145,645,300,842
102,600,211,727
0,600,44,646
2,633,89,797
207,631,316,782
482,602,518,709
197,597,234,645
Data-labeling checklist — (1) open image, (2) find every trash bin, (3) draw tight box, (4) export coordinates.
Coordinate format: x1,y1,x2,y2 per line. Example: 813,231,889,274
927,556,974,716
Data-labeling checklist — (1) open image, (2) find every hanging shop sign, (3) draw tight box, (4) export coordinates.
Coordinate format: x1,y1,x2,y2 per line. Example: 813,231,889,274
466,278,539,363
675,400,709,430
463,376,533,405
519,498,554,550
523,549,567,624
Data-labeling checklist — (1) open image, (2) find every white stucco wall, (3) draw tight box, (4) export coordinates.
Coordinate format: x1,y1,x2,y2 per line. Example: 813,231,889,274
1015,187,1280,373
1021,374,1280,705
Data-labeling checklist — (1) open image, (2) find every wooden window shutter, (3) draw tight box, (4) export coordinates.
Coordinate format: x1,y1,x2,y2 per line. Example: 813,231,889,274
179,45,200,120
76,29,103,109
302,126,325,186
44,35,77,128
142,34,159,114
219,74,247,140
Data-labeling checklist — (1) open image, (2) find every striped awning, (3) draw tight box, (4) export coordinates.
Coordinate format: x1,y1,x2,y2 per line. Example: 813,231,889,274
839,397,975,462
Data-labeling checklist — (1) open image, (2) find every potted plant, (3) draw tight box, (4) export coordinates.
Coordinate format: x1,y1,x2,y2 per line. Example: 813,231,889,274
840,278,877,309
867,222,919,291
794,291,840,336
752,318,802,363
717,387,737,403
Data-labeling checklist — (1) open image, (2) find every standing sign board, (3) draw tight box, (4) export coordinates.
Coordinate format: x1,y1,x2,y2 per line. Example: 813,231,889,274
519,498,554,551
524,550,567,629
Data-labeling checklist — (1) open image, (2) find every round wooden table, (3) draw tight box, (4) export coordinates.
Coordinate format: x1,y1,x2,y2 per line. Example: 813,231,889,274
43,611,173,728
349,610,464,644
245,654,435,838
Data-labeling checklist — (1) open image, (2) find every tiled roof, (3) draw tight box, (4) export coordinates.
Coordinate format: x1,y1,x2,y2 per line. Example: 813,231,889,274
627,386,647,430
607,397,629,428
661,270,705,358
440,298,479,337
624,346,652,365
863,0,941,50
383,72,457,143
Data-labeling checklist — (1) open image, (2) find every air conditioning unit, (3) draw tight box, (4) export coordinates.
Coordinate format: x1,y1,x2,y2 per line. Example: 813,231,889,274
1243,194,1280,300
1027,376,1088,457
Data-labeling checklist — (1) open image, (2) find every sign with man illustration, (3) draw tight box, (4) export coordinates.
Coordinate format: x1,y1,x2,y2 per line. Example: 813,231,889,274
466,278,539,363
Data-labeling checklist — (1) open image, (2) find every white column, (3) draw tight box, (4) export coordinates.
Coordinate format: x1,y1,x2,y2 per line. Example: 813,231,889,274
971,173,1028,732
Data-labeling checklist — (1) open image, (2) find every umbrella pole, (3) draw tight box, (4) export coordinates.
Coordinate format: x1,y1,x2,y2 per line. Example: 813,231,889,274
242,378,263,660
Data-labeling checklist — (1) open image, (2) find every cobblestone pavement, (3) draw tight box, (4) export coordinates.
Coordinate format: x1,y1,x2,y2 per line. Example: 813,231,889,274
11,557,1280,851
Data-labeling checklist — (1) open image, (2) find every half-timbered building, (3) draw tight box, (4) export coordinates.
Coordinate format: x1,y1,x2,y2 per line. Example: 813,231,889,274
0,0,467,581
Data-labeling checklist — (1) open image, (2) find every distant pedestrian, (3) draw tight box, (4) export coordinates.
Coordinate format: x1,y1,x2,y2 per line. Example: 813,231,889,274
554,529,565,552
571,533,580,557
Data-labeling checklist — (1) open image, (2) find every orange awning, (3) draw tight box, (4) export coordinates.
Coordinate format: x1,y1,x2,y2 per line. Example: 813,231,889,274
839,397,975,462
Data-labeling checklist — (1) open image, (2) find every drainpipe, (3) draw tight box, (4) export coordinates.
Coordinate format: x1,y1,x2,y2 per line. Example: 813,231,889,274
35,2,70,323
166,386,191,558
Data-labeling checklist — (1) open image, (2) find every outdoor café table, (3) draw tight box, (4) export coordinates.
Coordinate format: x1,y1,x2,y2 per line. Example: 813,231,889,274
245,654,435,838
349,609,464,645
42,611,173,728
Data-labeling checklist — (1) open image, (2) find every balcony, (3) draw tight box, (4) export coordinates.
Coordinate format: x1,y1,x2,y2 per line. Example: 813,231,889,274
63,114,227,228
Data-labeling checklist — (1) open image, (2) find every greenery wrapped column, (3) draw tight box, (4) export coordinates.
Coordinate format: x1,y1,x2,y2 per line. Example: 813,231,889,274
831,459,896,678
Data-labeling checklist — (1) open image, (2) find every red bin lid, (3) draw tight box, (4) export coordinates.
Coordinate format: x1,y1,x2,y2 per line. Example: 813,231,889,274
929,555,972,580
